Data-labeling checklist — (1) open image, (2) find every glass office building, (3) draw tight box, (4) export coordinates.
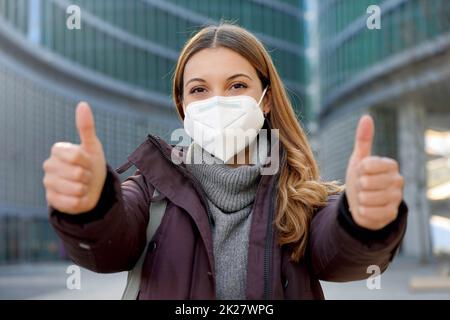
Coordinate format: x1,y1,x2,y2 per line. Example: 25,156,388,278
315,0,450,259
0,0,306,263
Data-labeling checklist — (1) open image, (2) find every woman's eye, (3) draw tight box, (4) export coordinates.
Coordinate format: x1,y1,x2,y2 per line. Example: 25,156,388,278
190,87,206,94
231,83,247,90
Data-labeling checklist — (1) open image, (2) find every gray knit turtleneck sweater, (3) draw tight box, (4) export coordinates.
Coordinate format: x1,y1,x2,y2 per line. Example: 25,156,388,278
185,143,262,300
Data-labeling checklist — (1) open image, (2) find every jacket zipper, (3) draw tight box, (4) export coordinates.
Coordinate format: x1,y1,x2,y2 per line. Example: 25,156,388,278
263,177,276,300
263,137,283,300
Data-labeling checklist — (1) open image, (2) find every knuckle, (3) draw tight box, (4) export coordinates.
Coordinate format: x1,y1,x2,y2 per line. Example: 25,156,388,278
69,149,82,163
397,175,404,187
392,189,402,201
45,192,51,204
389,213,397,223
375,222,386,230
357,161,365,174
368,156,380,167
42,176,50,188
73,167,85,180
51,142,68,155
355,181,362,193
50,144,59,156
359,176,369,189
46,191,56,205
42,159,50,171
381,174,391,186
392,160,399,171
391,201,399,212
71,197,82,209
74,183,86,196
358,205,367,216
360,159,371,173
377,192,389,206
385,203,396,215
84,170,92,182
384,158,397,172
357,192,366,204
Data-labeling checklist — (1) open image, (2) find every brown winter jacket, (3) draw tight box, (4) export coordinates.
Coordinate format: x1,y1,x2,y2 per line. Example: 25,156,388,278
49,134,408,300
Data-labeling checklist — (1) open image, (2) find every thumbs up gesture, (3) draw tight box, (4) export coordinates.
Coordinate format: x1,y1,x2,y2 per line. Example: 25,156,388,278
43,102,107,214
345,115,404,230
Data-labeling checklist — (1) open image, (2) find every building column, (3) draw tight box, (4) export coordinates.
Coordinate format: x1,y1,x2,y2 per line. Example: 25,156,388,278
28,0,42,45
397,102,432,261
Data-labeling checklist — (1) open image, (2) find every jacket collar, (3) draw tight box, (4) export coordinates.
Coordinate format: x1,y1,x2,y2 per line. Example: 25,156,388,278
125,135,216,274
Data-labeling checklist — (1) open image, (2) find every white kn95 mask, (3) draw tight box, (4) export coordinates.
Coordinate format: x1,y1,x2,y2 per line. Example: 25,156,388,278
184,87,268,163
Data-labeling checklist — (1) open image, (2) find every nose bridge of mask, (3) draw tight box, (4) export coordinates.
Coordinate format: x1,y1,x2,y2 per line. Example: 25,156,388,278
194,98,247,129
219,95,258,109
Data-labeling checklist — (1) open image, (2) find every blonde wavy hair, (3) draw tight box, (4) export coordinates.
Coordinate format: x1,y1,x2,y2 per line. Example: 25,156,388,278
172,23,343,262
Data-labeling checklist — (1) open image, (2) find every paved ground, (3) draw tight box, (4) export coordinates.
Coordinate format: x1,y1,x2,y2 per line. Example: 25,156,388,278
0,257,449,300
320,256,450,299
0,262,127,300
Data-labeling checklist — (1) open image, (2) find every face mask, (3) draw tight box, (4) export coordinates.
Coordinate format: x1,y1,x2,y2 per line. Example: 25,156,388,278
184,87,268,163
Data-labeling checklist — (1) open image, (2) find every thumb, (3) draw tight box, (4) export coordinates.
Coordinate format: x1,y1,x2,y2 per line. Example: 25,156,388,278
76,102,98,152
351,115,374,161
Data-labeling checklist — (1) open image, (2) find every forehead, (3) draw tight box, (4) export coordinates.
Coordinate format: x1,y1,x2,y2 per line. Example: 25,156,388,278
183,47,258,82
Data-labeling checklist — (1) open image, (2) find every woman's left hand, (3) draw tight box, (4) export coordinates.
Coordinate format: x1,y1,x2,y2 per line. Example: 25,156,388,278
345,115,404,231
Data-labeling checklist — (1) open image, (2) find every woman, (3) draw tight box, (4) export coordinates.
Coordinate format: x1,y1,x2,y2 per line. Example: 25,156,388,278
43,24,407,299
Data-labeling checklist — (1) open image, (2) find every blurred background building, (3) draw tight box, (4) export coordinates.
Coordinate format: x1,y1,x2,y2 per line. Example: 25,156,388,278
1,0,449,268
313,0,450,260
0,0,306,263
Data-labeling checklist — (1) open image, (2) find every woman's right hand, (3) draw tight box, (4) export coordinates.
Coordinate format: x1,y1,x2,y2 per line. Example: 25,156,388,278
43,102,107,214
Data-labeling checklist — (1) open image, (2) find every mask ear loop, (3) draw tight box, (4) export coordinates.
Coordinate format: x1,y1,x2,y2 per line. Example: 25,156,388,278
258,86,270,117
257,86,269,106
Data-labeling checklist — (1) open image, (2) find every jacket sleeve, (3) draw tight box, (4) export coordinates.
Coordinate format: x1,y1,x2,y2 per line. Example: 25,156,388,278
49,165,152,273
308,192,408,282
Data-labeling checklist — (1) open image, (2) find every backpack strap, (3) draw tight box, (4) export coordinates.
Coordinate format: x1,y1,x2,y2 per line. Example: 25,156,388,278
121,187,168,300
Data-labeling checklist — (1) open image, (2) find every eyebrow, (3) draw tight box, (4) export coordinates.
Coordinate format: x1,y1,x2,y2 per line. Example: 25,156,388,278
184,73,253,88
